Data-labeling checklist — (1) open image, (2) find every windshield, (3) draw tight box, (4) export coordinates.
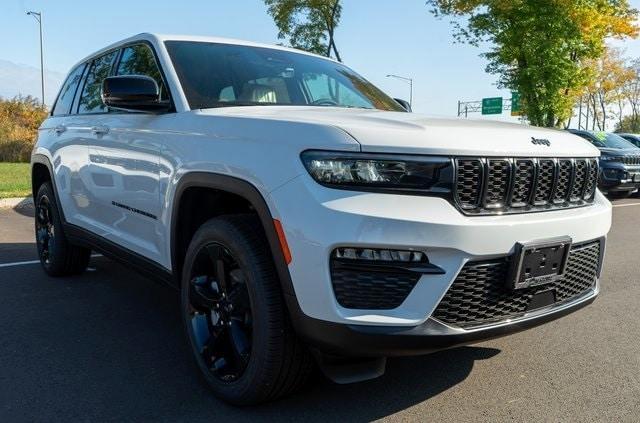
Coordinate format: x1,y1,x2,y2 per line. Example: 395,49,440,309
165,41,405,112
586,131,638,149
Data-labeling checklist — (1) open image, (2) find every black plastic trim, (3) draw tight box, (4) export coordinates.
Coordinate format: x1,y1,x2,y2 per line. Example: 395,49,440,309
286,291,596,357
170,172,297,298
30,154,65,221
64,223,173,285
331,258,446,275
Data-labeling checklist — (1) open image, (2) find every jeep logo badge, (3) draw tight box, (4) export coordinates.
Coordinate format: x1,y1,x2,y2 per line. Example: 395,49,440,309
531,137,551,146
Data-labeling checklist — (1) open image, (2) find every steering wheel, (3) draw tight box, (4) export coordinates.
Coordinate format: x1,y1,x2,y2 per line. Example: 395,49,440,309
310,99,339,106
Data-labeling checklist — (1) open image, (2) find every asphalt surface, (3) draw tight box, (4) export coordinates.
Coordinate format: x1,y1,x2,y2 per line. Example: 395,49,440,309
1,199,640,422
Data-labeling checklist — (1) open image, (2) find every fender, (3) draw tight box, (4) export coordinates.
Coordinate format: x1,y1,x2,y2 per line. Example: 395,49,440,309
170,172,297,298
30,154,66,221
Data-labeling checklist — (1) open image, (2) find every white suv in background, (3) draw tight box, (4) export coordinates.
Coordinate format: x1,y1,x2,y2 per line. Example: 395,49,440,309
31,33,612,405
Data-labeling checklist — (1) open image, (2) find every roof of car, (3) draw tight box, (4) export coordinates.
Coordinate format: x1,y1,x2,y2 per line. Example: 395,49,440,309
72,32,337,70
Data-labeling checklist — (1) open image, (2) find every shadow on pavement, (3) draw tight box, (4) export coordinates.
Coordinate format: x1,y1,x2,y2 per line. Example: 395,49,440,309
12,200,34,218
0,254,501,422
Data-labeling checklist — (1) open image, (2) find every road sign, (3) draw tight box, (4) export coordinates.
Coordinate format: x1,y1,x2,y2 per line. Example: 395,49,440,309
511,92,523,116
482,97,503,115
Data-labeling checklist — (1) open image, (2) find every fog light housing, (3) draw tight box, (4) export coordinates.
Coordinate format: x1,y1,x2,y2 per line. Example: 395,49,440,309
331,247,445,275
333,247,426,263
603,168,621,179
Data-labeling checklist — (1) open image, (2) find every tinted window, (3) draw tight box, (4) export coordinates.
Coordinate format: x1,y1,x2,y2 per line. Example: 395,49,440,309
52,64,85,116
116,44,169,102
77,51,117,114
165,41,404,111
620,134,640,147
582,131,638,149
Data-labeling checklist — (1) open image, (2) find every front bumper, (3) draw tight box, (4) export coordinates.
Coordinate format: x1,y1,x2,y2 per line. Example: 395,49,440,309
599,164,640,192
286,284,598,357
270,175,611,323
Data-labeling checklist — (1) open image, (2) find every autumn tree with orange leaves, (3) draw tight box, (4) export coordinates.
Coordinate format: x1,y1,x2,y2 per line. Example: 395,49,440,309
429,0,639,127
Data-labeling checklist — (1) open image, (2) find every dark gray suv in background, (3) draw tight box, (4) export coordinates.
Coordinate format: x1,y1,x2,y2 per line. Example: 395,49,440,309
568,129,640,196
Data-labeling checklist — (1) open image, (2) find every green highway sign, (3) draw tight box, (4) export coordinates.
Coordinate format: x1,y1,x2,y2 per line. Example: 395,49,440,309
482,97,503,115
511,92,523,116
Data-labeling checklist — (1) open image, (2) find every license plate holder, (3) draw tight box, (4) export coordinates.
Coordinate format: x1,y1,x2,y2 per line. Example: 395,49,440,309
509,237,572,290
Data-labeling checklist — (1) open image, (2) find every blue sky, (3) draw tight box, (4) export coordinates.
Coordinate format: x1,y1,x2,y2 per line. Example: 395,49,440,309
2,0,640,120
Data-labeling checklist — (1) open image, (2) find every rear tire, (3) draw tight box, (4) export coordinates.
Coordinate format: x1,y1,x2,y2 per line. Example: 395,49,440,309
181,214,312,405
34,182,91,276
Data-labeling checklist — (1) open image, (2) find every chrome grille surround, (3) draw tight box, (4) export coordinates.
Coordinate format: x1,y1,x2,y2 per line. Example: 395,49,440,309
454,157,599,215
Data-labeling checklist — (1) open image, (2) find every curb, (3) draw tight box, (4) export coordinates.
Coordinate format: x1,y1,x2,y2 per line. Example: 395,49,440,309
0,196,33,209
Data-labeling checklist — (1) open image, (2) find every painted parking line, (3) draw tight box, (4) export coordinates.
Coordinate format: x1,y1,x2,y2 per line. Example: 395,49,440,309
612,202,640,208
0,254,102,269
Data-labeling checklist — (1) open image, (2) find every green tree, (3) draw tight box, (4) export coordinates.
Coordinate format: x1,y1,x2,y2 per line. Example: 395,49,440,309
615,114,640,133
0,95,48,162
264,0,342,61
428,0,638,127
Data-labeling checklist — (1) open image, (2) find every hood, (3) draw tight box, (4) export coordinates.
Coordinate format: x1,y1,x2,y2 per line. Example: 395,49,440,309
198,106,601,157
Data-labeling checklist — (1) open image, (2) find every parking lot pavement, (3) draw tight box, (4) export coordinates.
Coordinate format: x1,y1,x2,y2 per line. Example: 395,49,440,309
1,200,640,422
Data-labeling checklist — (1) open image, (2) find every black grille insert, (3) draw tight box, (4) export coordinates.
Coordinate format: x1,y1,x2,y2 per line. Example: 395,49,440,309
331,264,421,310
455,157,598,215
432,241,601,328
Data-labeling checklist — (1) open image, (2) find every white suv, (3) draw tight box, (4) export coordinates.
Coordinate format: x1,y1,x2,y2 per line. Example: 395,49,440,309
32,33,612,405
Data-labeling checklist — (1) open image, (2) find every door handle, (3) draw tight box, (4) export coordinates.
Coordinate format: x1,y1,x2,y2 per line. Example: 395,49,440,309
91,125,110,136
54,125,66,134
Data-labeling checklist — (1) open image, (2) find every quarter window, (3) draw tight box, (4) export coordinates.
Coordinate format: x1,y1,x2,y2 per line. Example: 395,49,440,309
77,51,117,114
52,64,85,116
117,44,169,102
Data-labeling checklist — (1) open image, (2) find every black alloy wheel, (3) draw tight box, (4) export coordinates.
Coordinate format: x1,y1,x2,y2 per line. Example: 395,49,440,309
34,182,90,276
186,243,252,382
35,194,55,266
180,215,312,405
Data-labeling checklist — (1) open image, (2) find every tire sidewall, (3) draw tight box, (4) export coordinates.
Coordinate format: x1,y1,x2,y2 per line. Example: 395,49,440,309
180,218,280,403
35,183,65,274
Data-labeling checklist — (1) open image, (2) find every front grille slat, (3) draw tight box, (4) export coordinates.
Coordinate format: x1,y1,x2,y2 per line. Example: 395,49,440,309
484,159,511,208
511,160,535,207
570,159,587,202
533,159,555,205
455,157,598,215
432,241,601,328
455,159,483,209
583,159,598,200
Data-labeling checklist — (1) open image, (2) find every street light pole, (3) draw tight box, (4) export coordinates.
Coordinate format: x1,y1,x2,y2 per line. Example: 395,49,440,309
386,74,413,108
27,11,45,107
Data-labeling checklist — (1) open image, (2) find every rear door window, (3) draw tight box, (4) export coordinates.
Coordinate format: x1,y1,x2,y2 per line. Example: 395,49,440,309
52,64,85,116
77,51,117,114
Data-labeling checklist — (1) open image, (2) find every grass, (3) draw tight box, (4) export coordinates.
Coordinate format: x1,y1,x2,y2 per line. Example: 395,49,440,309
0,162,31,199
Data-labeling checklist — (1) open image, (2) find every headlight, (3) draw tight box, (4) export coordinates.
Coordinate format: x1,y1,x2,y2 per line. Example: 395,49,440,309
300,150,454,195
600,156,621,162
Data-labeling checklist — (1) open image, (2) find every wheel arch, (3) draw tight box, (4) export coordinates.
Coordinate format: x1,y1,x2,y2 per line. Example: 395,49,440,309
170,172,296,298
30,154,67,221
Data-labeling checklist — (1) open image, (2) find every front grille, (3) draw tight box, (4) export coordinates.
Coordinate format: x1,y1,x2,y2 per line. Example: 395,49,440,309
622,155,640,165
331,265,420,310
432,241,601,328
455,157,599,214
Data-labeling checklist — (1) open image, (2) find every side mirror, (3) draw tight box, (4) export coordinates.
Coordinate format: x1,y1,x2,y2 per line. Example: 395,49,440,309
102,75,170,113
394,98,412,112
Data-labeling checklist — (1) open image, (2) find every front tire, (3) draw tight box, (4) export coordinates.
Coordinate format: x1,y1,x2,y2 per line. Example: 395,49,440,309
181,215,312,405
34,182,91,276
